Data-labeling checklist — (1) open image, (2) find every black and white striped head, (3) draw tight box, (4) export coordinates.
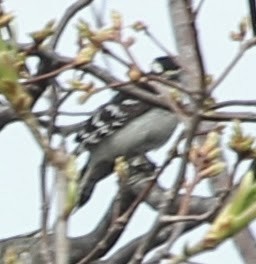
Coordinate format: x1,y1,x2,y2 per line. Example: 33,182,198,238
151,56,180,80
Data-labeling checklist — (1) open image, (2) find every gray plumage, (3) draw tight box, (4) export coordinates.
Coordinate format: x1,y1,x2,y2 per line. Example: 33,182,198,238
75,56,180,206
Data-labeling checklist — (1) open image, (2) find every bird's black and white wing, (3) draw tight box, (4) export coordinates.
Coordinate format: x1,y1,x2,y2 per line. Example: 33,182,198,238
75,93,152,151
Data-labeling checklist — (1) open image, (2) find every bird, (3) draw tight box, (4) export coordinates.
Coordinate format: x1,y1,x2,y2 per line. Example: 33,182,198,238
75,56,181,207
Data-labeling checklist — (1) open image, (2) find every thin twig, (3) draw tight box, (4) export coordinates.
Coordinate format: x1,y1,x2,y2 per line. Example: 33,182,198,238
207,100,256,110
201,111,256,123
102,46,130,67
49,0,94,49
40,157,53,264
194,0,206,16
144,28,175,57
21,63,73,85
148,74,196,96
118,40,141,70
207,38,256,93
158,209,214,225
57,110,94,117
227,159,241,189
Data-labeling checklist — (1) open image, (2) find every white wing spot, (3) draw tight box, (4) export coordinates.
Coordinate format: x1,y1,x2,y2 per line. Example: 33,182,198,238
122,99,139,105
98,125,110,135
112,120,124,127
92,112,105,127
105,104,119,115
87,133,101,144
105,104,126,117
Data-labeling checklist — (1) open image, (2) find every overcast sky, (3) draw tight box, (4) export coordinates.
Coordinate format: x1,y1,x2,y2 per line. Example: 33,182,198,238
0,1,255,263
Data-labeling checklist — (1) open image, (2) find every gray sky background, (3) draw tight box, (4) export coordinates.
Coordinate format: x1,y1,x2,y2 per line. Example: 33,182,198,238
0,1,255,263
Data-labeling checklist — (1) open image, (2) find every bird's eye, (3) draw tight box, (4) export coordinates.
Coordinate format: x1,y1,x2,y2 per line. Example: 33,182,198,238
151,62,164,74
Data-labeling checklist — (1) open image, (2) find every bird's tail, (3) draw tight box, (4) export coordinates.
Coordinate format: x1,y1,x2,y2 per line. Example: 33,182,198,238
77,161,113,207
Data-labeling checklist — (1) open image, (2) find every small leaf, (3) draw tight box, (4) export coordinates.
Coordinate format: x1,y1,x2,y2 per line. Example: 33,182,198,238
74,43,98,65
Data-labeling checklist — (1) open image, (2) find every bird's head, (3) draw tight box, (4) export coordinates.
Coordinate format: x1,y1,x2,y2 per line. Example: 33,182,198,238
150,56,181,81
